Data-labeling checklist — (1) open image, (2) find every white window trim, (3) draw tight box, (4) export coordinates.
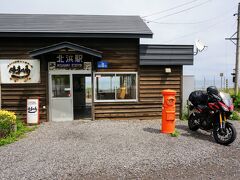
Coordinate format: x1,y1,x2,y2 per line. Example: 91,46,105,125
93,72,138,103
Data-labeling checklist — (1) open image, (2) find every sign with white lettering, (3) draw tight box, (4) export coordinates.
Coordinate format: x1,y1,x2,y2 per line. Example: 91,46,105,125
0,59,40,84
55,54,83,69
97,60,108,69
48,54,92,71
27,99,39,124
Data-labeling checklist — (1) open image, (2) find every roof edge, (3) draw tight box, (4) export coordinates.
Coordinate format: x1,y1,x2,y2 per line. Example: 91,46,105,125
29,41,102,58
140,44,193,47
0,32,153,39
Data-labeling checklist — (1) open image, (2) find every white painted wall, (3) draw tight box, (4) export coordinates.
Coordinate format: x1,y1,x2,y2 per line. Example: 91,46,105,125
182,75,195,111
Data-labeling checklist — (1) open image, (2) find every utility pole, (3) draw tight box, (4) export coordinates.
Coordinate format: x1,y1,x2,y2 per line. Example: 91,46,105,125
235,3,240,95
226,2,240,95
203,77,206,90
226,78,229,90
220,73,224,90
223,76,225,89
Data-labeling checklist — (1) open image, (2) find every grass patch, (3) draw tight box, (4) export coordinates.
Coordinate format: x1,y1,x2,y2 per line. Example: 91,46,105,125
181,105,189,121
0,119,37,147
181,110,188,121
170,129,180,137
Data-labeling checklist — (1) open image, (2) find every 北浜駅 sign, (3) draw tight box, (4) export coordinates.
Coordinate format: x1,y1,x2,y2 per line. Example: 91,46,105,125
48,54,92,71
0,59,40,84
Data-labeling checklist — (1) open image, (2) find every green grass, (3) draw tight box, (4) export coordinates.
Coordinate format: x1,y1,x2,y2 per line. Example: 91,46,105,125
0,119,37,146
170,129,180,137
181,108,189,121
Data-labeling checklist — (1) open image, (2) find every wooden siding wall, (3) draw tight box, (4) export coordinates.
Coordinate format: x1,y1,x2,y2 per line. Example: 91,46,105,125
94,66,183,120
0,55,48,122
0,37,182,122
0,37,139,122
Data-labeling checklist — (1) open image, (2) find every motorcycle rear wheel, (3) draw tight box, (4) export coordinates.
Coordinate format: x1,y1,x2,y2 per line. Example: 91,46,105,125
188,113,200,131
213,122,237,145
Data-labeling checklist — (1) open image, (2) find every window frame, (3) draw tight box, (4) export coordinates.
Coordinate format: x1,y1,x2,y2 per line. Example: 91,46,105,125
51,74,71,98
93,72,138,102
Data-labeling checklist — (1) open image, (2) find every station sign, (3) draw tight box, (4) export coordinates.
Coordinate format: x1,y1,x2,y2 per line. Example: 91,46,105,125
48,54,91,71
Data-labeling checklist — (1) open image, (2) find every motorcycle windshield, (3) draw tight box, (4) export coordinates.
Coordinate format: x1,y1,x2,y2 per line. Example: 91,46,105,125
219,92,233,107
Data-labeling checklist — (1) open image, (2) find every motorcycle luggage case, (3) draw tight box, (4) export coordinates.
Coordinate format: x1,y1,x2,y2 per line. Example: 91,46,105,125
188,90,208,106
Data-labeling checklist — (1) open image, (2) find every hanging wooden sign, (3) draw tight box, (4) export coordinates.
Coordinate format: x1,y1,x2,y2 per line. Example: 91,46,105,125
0,59,40,84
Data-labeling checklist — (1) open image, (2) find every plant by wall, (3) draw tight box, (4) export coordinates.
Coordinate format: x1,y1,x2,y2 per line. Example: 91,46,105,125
0,110,17,138
181,105,189,121
0,117,37,146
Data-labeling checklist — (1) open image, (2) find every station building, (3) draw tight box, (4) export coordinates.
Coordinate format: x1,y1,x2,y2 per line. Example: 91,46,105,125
0,14,193,122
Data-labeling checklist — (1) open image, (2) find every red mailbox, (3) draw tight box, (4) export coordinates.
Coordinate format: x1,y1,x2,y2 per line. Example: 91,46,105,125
161,90,177,133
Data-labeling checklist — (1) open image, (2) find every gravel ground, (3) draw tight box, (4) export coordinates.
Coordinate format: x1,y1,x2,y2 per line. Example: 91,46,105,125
0,120,239,180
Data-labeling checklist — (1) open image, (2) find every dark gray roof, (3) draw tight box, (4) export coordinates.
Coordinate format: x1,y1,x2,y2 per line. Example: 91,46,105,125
0,14,152,38
29,41,102,58
140,44,194,65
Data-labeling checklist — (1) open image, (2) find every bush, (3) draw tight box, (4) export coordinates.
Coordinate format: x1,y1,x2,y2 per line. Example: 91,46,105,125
230,111,240,121
228,90,240,110
0,118,36,146
0,110,17,138
231,94,240,109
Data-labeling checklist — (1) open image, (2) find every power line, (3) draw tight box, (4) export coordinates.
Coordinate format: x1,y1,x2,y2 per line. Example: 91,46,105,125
151,0,212,21
142,0,199,18
145,7,236,25
146,19,214,25
163,13,233,43
146,20,207,25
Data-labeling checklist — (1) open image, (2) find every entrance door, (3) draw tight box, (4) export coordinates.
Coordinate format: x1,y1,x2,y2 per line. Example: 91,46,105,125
50,74,73,121
73,75,92,119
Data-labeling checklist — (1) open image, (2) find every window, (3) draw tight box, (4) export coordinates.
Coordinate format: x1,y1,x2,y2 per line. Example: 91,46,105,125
94,72,137,102
52,75,71,97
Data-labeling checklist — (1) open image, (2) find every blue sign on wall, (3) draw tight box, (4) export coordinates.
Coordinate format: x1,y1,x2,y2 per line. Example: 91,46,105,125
97,60,108,69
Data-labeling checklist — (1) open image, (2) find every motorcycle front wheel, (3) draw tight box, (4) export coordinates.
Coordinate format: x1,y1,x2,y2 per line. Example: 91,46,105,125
213,122,237,145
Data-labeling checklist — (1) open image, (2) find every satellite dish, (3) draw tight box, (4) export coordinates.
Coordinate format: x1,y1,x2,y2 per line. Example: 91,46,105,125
194,39,207,55
195,39,205,51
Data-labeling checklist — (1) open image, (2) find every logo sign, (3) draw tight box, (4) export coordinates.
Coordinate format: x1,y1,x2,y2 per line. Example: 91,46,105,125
0,59,40,84
27,99,39,124
83,62,92,71
97,61,108,69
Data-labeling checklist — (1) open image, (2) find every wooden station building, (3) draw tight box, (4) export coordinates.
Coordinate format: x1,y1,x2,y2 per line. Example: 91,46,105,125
0,14,194,122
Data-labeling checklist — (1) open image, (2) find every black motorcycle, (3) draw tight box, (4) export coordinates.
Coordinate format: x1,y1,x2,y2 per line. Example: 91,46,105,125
188,86,237,145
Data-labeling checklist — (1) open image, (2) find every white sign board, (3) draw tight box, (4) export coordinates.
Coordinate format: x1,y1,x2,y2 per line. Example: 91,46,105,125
27,99,39,124
0,59,40,84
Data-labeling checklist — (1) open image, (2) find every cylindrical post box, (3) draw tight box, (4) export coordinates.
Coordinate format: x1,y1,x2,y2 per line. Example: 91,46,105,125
161,90,176,133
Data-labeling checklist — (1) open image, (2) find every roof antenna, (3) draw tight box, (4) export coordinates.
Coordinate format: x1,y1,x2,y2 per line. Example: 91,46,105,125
194,39,207,55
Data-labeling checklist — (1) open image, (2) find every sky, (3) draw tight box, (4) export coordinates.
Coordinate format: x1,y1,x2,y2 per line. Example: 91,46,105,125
0,0,238,88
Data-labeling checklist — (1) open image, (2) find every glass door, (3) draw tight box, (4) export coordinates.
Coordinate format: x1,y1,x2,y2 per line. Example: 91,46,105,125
50,74,73,121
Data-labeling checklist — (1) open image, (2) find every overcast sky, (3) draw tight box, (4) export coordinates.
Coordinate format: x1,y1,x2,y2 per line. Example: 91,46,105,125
0,0,238,87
